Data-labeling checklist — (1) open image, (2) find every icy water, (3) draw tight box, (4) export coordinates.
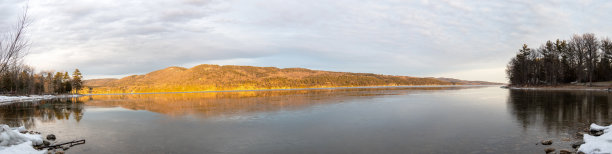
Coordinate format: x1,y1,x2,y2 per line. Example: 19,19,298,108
1,86,611,153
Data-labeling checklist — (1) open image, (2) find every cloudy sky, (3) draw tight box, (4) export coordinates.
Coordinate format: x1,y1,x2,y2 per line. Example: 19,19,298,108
1,0,611,83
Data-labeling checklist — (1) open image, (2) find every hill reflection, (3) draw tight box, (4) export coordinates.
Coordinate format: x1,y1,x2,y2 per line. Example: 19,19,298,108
0,86,480,127
82,87,471,118
507,90,612,133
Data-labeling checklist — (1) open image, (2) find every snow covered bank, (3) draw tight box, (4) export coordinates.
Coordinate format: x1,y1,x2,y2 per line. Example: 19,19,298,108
0,95,79,105
0,125,46,154
507,86,611,91
578,123,612,154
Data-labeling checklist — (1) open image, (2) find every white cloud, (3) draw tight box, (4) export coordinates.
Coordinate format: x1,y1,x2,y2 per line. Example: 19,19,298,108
1,0,612,83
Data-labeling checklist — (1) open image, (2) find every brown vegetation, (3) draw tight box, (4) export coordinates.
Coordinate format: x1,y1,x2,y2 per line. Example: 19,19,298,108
83,64,462,94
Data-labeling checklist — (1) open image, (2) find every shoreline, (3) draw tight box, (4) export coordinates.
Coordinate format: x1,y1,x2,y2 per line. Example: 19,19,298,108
81,85,498,96
506,85,612,91
0,95,80,106
0,85,497,105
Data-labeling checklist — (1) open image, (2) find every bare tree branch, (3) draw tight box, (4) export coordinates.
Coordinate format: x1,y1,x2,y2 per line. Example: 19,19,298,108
0,5,30,75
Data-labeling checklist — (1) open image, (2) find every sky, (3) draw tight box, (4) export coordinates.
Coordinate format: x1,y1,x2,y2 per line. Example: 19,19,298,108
1,0,612,83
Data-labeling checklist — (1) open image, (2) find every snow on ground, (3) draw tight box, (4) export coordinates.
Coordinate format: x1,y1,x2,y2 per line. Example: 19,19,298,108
0,141,44,154
0,125,46,154
0,95,79,105
578,123,612,154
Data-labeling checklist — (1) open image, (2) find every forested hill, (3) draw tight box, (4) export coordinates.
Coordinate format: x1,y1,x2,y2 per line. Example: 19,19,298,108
82,64,488,94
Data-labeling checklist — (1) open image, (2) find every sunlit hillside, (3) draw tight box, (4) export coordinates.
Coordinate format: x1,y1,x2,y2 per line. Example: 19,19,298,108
82,64,460,94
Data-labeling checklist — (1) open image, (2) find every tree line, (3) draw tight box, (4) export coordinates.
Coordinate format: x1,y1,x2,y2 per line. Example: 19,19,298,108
0,68,83,95
506,33,612,86
0,6,84,95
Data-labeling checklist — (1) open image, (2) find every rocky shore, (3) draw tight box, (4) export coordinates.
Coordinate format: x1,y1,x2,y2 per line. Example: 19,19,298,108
537,123,611,154
0,124,84,154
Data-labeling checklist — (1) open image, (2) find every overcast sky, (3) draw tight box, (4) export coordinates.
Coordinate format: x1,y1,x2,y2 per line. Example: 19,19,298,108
1,0,612,83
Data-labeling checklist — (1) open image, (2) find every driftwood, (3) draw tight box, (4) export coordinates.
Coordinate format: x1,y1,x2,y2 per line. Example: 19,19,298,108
38,139,86,150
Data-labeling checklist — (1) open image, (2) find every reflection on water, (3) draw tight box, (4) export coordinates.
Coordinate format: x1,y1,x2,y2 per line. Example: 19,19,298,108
81,86,472,118
0,86,473,127
2,86,609,153
0,98,84,128
507,90,612,134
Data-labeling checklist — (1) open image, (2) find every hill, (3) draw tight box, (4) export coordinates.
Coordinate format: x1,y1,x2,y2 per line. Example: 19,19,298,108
82,64,491,94
436,78,504,85
83,78,119,87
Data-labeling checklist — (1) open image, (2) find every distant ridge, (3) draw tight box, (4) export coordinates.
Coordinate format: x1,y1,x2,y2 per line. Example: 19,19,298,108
435,78,504,85
83,64,499,94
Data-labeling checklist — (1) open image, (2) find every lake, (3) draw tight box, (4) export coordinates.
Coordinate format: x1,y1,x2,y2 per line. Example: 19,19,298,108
1,86,610,153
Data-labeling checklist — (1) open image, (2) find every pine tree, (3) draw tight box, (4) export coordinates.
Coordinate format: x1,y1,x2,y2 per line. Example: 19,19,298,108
54,72,63,93
72,69,83,94
63,72,72,93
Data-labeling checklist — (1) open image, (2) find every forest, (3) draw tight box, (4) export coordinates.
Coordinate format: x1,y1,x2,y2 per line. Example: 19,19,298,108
0,8,83,95
506,33,612,86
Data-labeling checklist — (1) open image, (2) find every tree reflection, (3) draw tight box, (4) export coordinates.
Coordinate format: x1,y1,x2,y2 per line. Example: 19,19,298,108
507,90,612,133
0,98,84,128
82,86,475,118
0,86,483,127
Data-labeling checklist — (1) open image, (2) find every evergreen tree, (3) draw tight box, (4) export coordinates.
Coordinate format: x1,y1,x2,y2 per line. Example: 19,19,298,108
72,69,83,94
54,72,63,94
507,33,612,86
63,72,72,93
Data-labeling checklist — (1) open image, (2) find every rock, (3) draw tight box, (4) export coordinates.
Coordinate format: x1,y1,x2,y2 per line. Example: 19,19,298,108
56,150,65,154
571,141,585,149
541,140,553,145
43,140,50,146
590,130,604,136
559,149,572,154
545,148,555,153
576,132,586,136
46,134,56,140
562,137,571,141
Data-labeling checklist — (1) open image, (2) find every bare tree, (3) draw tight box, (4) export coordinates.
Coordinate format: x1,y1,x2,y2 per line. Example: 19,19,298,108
0,6,30,76
599,38,612,81
583,33,599,86
569,34,586,83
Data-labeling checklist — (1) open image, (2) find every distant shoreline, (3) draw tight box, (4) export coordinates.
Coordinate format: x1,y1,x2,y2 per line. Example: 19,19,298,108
506,85,612,91
0,85,497,105
0,94,80,106
81,85,497,96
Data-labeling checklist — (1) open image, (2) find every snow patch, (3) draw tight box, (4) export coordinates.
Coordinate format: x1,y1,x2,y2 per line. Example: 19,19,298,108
0,125,46,154
589,123,609,131
0,95,79,105
0,141,45,154
578,124,612,154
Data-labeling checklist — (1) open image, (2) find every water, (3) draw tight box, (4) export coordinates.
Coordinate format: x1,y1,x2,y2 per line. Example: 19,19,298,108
1,86,611,153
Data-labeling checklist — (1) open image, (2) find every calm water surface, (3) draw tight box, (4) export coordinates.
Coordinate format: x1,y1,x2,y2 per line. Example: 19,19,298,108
1,86,611,153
